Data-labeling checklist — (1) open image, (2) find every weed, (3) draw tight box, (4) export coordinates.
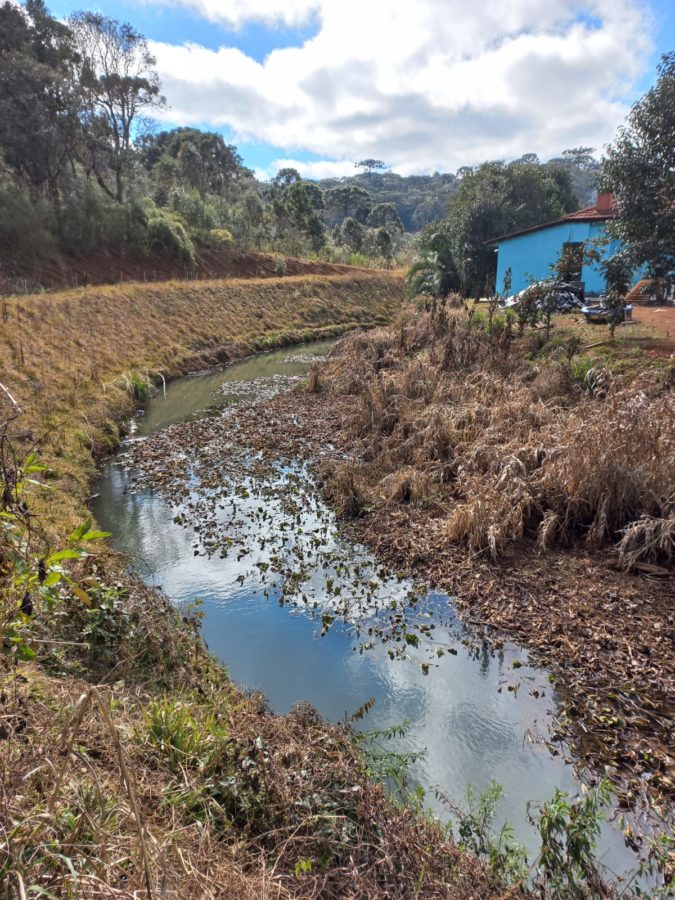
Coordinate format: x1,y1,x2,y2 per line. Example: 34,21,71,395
529,779,613,898
124,371,154,403
570,356,598,386
448,781,528,883
144,695,228,772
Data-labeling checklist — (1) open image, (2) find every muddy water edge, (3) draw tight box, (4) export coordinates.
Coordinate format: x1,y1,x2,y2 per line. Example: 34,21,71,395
92,339,646,886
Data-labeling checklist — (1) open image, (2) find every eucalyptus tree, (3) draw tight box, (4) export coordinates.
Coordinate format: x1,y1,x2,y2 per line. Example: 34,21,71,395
69,11,165,202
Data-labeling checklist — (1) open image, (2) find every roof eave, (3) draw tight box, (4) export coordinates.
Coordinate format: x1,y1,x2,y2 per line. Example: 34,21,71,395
486,212,616,246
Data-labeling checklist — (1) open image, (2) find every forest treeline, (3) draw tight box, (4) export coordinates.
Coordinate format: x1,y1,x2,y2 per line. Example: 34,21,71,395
1,0,599,284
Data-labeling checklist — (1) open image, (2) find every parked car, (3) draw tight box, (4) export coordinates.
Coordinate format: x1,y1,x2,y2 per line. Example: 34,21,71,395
580,302,633,324
500,280,585,313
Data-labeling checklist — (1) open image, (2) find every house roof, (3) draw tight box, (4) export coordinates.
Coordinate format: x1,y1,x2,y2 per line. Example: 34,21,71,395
563,203,618,221
487,196,618,245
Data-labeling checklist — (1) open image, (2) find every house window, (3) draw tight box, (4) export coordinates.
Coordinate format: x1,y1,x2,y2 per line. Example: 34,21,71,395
561,242,584,282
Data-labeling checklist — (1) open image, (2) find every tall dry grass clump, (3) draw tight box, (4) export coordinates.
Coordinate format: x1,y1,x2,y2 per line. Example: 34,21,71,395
534,389,673,550
318,311,675,566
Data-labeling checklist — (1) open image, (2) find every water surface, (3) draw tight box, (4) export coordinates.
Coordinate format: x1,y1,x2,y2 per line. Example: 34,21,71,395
94,340,636,876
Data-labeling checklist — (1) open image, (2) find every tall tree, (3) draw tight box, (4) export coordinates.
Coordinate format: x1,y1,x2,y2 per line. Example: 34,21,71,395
444,160,578,295
138,128,247,200
366,202,403,233
70,11,165,202
273,178,325,252
0,1,80,200
562,147,597,170
602,52,675,284
270,167,302,198
355,158,387,175
325,185,372,222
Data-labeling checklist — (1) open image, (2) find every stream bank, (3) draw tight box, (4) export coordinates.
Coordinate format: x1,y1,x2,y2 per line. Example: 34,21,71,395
92,340,649,887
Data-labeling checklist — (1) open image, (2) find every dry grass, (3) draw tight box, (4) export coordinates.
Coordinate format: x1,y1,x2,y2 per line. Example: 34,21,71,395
617,514,675,570
321,464,368,519
0,272,402,535
231,307,674,827
1,661,501,899
319,309,675,566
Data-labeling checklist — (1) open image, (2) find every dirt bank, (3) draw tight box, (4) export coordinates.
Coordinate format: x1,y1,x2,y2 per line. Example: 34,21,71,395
0,245,379,295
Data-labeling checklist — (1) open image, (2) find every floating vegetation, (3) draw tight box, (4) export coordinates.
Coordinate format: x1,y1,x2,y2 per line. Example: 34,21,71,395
124,406,464,664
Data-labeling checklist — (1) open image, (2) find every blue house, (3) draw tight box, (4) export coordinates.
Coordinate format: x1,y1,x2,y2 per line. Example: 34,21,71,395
489,193,638,298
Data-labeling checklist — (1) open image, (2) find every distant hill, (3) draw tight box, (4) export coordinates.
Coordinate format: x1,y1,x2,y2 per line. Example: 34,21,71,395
316,171,459,232
315,156,601,233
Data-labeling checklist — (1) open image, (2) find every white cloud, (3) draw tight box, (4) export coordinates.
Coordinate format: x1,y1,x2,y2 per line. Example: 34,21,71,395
144,0,320,28
148,0,654,175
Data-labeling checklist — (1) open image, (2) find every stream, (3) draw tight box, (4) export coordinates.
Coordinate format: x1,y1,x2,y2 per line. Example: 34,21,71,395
93,340,640,882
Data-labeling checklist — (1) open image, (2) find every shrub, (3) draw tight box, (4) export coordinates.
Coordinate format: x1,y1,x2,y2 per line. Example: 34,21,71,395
146,208,196,271
208,227,233,246
168,188,218,233
0,178,57,265
58,185,149,255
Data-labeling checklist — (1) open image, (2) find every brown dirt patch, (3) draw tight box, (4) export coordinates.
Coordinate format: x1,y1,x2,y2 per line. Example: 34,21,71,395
0,245,379,295
555,305,675,356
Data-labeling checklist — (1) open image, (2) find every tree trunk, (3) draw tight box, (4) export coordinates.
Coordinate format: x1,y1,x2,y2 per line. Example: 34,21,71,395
115,163,124,204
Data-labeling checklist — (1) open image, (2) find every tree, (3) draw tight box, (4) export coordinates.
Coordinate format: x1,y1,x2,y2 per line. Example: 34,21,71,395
602,52,675,285
270,167,302,198
374,227,394,265
273,178,325,252
355,158,387,175
562,147,597,171
70,12,165,202
601,252,633,338
366,202,403,233
445,160,578,296
406,224,462,307
325,185,372,223
337,216,364,252
232,189,267,248
139,128,246,199
0,0,81,201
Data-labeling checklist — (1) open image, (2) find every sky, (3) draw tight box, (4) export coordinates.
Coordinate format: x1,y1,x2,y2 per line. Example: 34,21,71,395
43,0,675,179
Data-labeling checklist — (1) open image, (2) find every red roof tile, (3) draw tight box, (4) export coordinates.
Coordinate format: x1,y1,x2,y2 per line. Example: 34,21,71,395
562,204,618,222
488,195,618,243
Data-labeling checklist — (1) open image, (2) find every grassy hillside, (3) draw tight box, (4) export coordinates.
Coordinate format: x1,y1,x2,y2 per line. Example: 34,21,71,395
0,271,403,531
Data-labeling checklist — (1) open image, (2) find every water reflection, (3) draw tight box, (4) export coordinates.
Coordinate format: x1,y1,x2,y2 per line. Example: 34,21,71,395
93,341,636,875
